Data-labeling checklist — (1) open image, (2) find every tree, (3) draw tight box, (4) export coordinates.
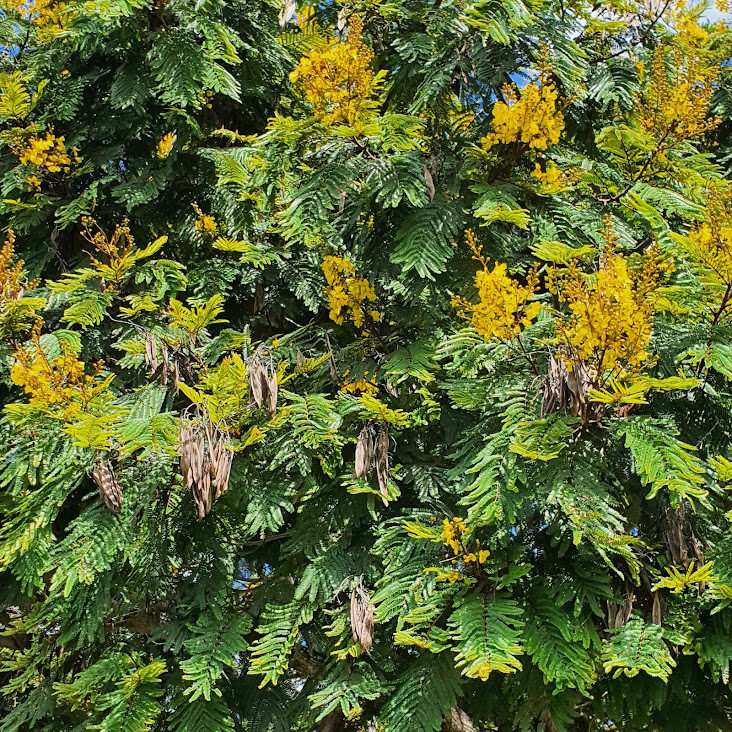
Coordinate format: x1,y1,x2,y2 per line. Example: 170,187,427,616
0,0,732,728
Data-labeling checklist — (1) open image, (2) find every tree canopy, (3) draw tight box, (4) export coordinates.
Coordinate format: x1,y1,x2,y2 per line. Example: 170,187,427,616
1,0,732,730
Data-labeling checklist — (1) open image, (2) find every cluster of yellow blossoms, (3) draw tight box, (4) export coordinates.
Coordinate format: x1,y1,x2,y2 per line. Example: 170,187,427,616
440,517,489,580
549,246,658,378
289,16,383,125
0,0,69,38
192,203,217,234
0,230,43,339
531,161,563,187
452,231,540,341
340,370,378,394
156,132,176,159
481,81,565,151
639,45,719,146
322,255,378,328
0,230,36,305
10,323,105,419
17,129,77,174
683,192,732,297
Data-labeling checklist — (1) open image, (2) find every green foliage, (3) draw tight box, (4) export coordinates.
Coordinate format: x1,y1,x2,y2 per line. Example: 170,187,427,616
0,0,731,730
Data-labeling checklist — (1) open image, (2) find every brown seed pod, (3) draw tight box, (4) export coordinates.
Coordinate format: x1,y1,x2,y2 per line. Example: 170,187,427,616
248,363,265,408
178,411,234,519
92,458,122,514
267,371,278,419
652,592,663,626
144,333,158,370
354,426,374,480
350,582,374,653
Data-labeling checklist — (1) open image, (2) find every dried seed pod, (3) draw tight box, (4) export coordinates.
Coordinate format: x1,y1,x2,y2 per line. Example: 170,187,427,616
279,0,296,27
375,427,389,506
213,439,233,500
92,459,122,514
350,583,374,653
296,349,305,367
160,345,169,386
423,165,435,202
178,408,234,519
652,592,663,625
248,363,265,408
354,427,374,479
328,352,338,380
144,333,158,370
267,372,278,419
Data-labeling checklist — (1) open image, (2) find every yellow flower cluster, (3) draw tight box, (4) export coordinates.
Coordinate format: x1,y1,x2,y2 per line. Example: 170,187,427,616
0,230,36,304
156,132,176,159
0,230,43,338
686,222,732,286
639,46,719,145
322,255,378,328
549,247,658,378
481,82,565,151
531,161,563,187
10,324,105,418
0,0,69,38
683,192,732,299
341,370,378,394
17,129,77,174
289,16,383,125
441,517,489,565
196,215,216,234
452,230,540,341
192,203,217,234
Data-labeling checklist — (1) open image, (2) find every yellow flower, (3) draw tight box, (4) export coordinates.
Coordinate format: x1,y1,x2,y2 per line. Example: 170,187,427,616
481,81,565,152
531,161,563,187
452,230,540,341
10,323,109,418
322,255,377,328
1,0,70,38
156,132,176,159
16,129,73,174
549,243,659,379
289,15,383,125
340,370,378,394
25,175,41,191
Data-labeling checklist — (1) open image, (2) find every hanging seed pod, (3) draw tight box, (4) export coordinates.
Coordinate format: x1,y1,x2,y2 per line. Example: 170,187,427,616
178,419,190,488
267,371,278,419
178,410,234,519
354,426,374,479
189,434,205,494
248,362,265,408
652,592,663,626
375,427,389,506
92,458,122,514
423,165,435,202
279,0,296,27
160,344,169,386
213,436,233,500
350,582,374,653
172,359,180,393
144,333,158,370
253,281,266,314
